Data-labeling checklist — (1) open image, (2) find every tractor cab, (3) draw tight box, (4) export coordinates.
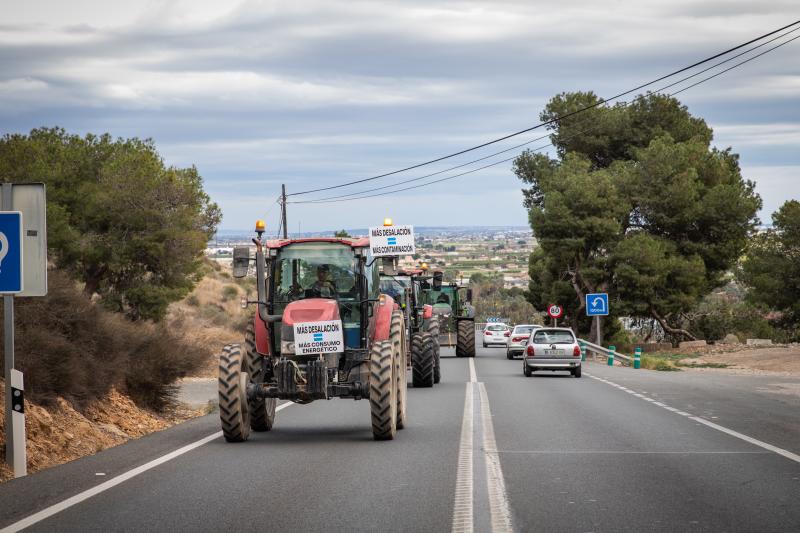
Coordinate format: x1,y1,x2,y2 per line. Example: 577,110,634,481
268,239,377,351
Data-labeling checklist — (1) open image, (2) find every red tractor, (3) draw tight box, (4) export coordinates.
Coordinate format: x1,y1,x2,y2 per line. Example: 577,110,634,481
219,222,408,441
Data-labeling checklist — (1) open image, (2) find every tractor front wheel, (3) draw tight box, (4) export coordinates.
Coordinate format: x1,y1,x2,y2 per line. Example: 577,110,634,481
218,344,250,442
390,310,408,430
411,332,435,387
370,340,397,440
427,316,441,384
245,323,276,431
456,320,476,358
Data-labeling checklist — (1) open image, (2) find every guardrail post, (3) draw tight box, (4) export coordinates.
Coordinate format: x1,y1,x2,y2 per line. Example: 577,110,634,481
607,345,615,366
634,346,641,369
579,341,586,361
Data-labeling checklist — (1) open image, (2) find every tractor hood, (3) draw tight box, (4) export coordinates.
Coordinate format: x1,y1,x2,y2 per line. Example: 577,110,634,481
282,298,341,326
280,299,342,353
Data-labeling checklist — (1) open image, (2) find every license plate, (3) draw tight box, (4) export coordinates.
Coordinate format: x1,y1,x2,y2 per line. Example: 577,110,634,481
544,349,564,356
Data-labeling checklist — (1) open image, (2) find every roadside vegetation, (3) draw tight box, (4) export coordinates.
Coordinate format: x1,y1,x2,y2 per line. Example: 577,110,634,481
0,128,221,410
515,92,798,345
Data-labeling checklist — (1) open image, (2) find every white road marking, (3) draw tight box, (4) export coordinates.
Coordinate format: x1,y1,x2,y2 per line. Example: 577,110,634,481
586,372,800,464
688,417,800,464
452,383,474,533
478,383,513,532
468,357,477,383
1,402,293,533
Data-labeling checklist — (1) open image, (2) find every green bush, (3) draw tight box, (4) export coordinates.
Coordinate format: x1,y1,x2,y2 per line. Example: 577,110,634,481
222,285,239,301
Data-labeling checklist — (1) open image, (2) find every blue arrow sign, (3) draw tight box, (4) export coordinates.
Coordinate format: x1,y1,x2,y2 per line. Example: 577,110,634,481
0,212,23,294
585,293,609,316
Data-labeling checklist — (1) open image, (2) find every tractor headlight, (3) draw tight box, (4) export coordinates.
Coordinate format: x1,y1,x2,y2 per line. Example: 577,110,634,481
281,340,295,355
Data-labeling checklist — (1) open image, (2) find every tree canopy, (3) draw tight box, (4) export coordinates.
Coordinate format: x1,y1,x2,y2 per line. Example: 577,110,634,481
0,127,221,321
739,200,800,331
515,93,761,341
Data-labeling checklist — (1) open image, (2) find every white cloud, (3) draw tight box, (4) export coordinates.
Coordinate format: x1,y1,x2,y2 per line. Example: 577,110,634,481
1,0,799,228
714,123,800,147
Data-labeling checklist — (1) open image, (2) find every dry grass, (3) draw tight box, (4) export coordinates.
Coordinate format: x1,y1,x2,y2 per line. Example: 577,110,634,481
166,261,254,377
1,270,212,411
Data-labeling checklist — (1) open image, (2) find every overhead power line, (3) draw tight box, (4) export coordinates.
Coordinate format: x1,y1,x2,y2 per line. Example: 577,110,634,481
286,20,800,198
290,31,800,205
289,29,800,205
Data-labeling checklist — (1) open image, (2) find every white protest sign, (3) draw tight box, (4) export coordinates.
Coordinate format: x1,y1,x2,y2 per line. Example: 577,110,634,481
369,225,415,257
293,320,344,355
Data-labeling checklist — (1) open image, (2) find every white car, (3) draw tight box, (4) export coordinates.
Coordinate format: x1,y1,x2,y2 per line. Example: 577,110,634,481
482,323,510,348
506,324,542,359
523,327,582,378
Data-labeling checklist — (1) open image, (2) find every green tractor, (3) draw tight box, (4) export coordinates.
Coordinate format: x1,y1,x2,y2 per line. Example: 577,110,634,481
379,262,441,387
422,273,476,358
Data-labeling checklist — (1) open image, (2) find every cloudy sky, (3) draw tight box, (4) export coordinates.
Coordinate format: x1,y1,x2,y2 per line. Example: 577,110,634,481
1,1,798,232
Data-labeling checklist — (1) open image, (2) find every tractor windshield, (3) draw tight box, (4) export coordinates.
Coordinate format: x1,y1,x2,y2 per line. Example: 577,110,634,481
274,243,357,303
379,276,410,300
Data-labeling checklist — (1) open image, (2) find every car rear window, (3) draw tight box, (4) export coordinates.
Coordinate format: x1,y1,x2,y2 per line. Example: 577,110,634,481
532,330,575,344
486,325,507,331
513,326,536,334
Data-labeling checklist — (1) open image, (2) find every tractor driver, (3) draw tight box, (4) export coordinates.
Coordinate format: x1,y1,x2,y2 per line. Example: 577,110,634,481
310,264,338,298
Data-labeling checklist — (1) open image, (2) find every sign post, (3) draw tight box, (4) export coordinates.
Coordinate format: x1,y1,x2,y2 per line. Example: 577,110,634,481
547,304,563,327
2,182,47,478
585,293,609,346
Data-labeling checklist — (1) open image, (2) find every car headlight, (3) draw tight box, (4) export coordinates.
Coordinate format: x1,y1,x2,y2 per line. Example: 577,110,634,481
281,340,295,355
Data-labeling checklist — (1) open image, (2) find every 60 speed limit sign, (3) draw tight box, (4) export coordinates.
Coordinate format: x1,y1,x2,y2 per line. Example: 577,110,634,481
547,304,563,318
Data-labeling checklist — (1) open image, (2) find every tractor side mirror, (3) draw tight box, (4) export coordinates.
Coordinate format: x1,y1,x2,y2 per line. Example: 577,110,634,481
466,289,473,302
432,271,443,290
232,246,250,278
381,256,397,276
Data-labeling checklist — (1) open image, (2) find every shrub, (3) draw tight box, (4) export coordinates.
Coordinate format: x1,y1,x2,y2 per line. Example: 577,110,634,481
222,285,239,301
1,269,209,411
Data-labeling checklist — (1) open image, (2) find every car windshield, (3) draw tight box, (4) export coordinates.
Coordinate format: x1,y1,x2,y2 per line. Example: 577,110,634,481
513,325,537,334
532,330,575,344
274,243,357,302
487,324,507,331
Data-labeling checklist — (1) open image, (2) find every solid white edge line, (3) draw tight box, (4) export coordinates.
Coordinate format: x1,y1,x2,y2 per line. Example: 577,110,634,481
452,383,474,533
688,416,800,464
1,402,293,533
468,357,477,383
478,383,513,533
586,372,800,465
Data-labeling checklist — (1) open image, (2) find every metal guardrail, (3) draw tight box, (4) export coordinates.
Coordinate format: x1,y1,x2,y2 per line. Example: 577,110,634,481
578,339,632,366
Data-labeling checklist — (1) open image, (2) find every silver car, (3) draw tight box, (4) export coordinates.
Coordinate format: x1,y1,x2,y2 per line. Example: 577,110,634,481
506,324,541,359
482,323,510,347
523,327,582,378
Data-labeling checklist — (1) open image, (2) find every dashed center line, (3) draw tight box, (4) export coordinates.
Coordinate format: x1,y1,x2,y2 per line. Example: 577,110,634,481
586,372,800,464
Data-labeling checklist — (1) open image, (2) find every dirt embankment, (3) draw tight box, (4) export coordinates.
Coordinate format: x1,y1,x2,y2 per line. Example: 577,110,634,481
1,381,199,482
681,344,800,376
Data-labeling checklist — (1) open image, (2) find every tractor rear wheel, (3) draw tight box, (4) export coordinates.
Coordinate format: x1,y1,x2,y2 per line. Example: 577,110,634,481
411,332,435,388
427,316,441,384
370,340,397,440
245,323,276,431
390,311,408,430
456,320,476,358
218,344,250,442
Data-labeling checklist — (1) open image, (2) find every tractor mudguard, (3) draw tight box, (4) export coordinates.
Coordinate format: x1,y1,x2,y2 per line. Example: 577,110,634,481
254,314,271,355
370,294,396,342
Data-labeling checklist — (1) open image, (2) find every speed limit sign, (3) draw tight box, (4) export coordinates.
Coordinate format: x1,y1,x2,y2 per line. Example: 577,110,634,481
547,304,563,319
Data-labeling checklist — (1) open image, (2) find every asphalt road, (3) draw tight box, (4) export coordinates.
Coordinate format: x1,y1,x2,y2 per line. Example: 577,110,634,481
1,342,799,532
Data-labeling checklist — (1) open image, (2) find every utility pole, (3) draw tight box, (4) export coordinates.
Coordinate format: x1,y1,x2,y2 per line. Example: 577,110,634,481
280,183,288,239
